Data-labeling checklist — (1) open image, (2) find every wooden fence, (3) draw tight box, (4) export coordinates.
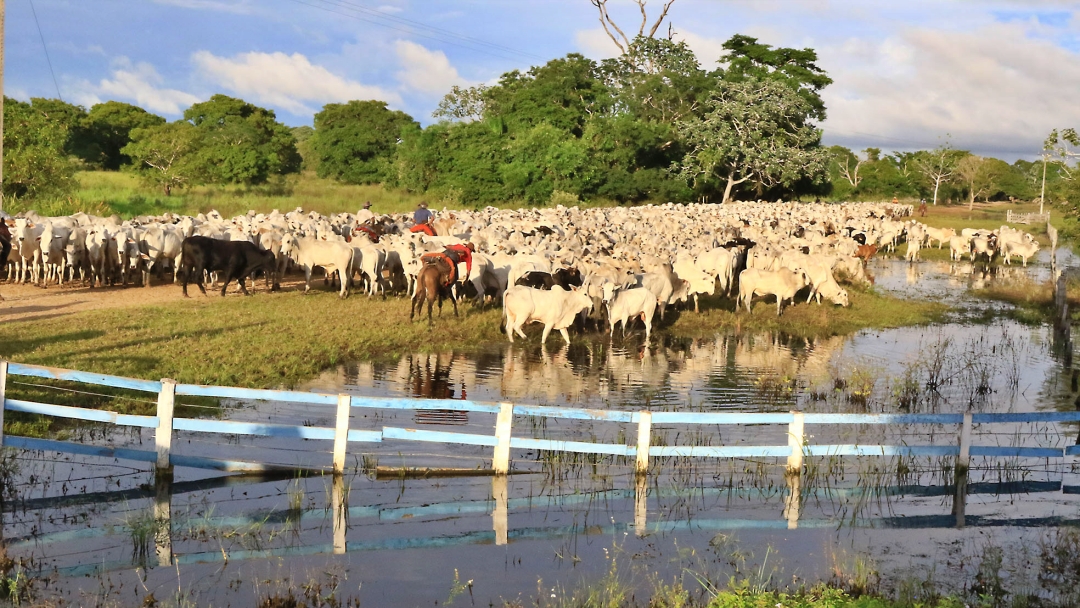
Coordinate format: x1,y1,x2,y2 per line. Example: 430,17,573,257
1007,209,1050,224
2,359,1080,478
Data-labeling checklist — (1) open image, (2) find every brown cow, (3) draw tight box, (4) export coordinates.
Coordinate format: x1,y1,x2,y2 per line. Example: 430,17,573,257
855,244,878,263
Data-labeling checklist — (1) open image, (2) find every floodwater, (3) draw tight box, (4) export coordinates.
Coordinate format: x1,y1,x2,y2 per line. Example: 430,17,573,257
7,247,1080,606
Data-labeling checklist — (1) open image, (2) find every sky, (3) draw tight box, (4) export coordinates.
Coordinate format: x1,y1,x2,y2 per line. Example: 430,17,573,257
6,0,1080,161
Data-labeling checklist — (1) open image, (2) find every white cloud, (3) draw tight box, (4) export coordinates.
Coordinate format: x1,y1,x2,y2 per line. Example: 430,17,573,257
819,21,1080,157
72,58,200,115
376,4,404,14
192,50,400,114
393,40,465,96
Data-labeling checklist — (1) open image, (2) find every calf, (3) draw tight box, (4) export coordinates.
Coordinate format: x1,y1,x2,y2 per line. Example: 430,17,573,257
179,235,278,297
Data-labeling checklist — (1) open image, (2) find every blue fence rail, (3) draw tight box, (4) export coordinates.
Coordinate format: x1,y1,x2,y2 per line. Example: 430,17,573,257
1,359,1079,475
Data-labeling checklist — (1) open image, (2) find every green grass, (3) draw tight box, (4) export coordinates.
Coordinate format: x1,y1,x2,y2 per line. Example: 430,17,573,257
668,286,948,339
4,171,435,219
705,587,964,608
0,287,946,391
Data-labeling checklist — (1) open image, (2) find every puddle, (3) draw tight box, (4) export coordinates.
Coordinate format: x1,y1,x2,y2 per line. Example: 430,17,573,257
7,253,1080,606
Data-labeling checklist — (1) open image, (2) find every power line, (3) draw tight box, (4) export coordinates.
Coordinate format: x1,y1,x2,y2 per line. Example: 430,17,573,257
28,0,62,101
285,0,542,64
318,0,545,61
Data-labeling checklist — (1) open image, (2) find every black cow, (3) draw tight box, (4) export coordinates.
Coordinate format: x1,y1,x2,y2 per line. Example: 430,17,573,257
515,271,556,290
179,236,278,297
515,268,584,291
553,267,583,289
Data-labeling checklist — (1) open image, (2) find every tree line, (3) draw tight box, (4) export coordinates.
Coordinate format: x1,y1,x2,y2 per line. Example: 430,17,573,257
4,34,1079,212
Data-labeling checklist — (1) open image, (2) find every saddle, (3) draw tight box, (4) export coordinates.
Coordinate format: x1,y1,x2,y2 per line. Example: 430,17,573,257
421,252,457,286
410,224,436,237
355,225,380,243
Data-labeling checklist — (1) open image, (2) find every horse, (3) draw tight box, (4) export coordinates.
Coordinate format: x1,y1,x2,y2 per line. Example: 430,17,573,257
410,257,458,324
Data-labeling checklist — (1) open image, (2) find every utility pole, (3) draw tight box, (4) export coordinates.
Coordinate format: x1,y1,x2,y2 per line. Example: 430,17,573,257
1040,154,1047,216
1,0,5,213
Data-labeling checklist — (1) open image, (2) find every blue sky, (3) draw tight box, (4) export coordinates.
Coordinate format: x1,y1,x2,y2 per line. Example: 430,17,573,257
7,0,1080,160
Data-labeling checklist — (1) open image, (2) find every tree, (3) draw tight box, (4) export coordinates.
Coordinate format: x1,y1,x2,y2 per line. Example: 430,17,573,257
1042,128,1080,212
85,101,166,170
122,121,202,196
291,125,317,172
599,36,712,125
28,98,104,167
914,141,963,205
674,78,828,204
3,97,78,200
433,85,488,121
183,94,301,185
955,155,1010,210
588,0,676,54
312,100,417,185
830,146,863,188
713,35,833,121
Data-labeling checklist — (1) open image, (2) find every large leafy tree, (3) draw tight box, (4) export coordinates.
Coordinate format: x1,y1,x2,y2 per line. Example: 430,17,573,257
85,101,166,170
3,97,78,200
312,100,417,185
485,54,611,137
674,78,828,204
28,98,102,166
122,121,203,196
183,94,301,185
713,35,833,121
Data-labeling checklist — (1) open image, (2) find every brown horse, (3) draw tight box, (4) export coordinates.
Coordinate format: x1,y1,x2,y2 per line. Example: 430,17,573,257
411,258,458,323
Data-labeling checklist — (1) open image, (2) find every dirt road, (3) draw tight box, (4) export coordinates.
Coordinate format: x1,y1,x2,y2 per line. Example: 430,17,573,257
0,277,304,323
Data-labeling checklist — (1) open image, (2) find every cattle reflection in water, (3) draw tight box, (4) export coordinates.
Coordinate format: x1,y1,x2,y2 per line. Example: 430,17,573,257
307,333,844,412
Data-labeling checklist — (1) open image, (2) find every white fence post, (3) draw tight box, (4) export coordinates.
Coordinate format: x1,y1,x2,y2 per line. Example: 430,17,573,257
493,403,514,475
958,411,973,471
787,411,804,475
155,379,176,470
635,411,652,476
0,360,8,447
333,394,351,475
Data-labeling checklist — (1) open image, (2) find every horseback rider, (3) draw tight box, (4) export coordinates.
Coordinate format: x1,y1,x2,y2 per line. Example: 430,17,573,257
410,202,436,237
442,242,475,281
419,242,475,287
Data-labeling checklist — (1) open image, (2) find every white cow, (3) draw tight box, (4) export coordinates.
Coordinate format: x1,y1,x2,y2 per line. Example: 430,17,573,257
282,234,353,298
604,285,658,343
503,285,593,345
737,268,809,316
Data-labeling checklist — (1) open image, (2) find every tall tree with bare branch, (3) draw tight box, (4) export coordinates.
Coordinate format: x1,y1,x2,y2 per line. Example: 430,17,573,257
590,0,676,53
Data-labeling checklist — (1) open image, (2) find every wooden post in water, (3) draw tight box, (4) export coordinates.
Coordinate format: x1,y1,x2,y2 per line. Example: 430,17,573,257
333,394,351,475
635,411,652,476
154,469,173,566
493,402,514,475
783,470,801,530
958,411,972,471
0,360,8,447
492,475,508,545
634,474,647,536
786,411,804,475
332,474,346,554
155,380,176,471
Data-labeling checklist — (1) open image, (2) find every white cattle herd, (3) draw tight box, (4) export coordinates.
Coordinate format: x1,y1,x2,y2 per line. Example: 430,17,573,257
2,201,1040,344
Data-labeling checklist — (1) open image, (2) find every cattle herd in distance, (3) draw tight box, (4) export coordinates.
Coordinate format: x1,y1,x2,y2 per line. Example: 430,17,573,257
2,201,1040,343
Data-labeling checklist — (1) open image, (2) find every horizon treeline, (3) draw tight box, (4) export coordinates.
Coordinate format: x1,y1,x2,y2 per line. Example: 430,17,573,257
4,34,1078,211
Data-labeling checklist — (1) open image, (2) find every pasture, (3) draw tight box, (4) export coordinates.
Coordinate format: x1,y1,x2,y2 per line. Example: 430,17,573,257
0,199,1078,607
